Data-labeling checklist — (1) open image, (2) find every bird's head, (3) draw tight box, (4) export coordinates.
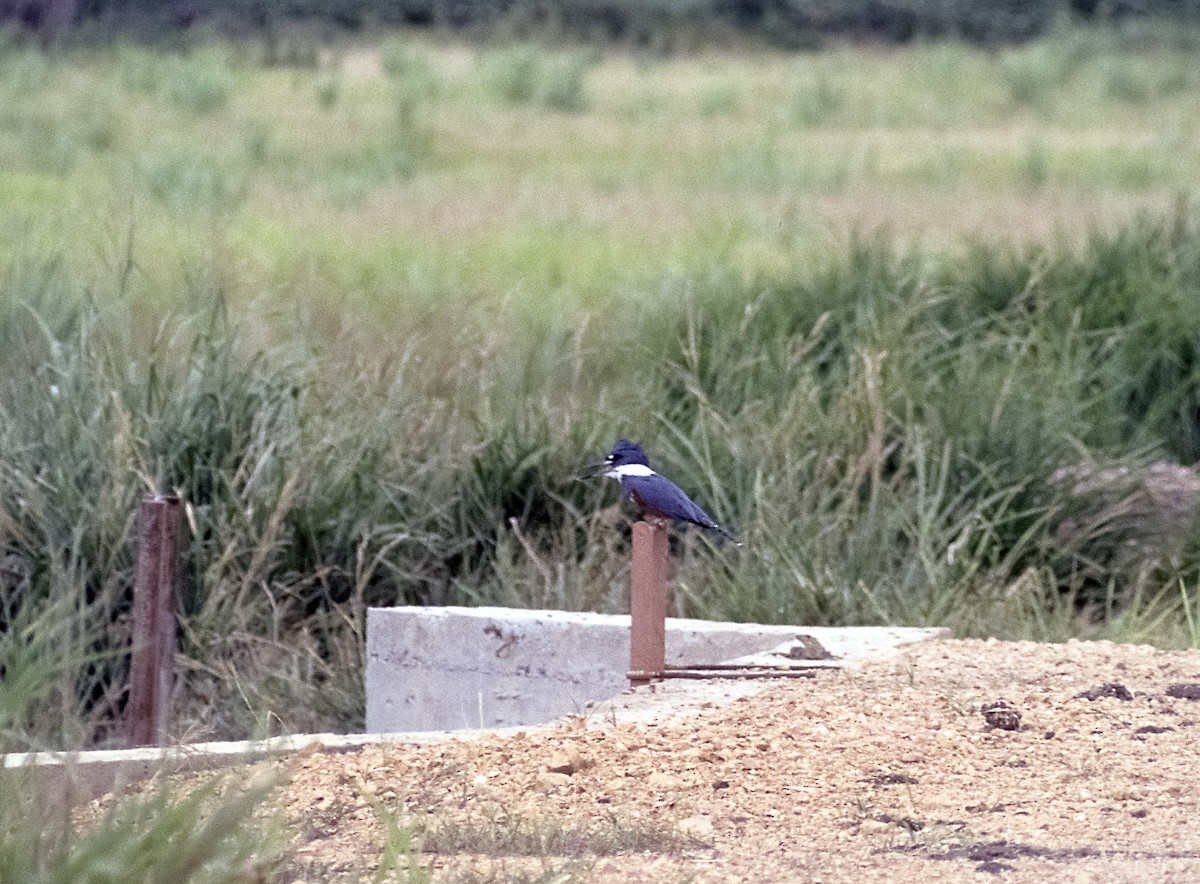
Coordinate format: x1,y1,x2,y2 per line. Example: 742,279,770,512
578,438,650,479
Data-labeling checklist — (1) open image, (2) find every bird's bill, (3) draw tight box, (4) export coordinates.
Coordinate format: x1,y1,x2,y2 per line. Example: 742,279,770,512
575,459,611,480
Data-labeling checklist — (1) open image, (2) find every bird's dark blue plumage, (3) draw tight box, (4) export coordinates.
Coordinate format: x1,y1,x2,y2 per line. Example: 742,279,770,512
585,439,737,543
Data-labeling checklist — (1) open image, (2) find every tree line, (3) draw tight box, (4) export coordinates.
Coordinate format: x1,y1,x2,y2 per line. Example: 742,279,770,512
4,0,1200,47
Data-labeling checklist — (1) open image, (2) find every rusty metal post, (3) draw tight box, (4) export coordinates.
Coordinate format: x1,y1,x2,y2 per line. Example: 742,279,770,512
628,520,669,687
128,494,181,748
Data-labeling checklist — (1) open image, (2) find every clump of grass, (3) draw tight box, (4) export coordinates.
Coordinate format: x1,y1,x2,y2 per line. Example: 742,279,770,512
0,37,52,97
9,113,83,175
1021,137,1050,188
315,69,342,109
369,801,430,883
696,83,739,117
790,76,842,126
419,809,687,857
242,121,272,166
0,68,120,174
0,768,279,884
0,588,123,751
475,44,595,111
162,45,237,115
322,139,424,204
380,35,438,91
381,36,441,129
133,148,247,213
115,42,166,95
998,38,1080,109
1102,58,1155,103
539,49,595,112
477,44,539,103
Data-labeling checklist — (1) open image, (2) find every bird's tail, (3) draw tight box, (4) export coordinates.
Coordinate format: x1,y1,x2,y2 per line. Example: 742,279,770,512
703,521,741,547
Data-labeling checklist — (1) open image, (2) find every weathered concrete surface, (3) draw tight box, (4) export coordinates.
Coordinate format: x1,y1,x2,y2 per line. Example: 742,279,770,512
365,606,947,733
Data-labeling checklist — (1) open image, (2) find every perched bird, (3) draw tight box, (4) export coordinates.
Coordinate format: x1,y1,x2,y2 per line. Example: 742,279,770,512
582,439,739,544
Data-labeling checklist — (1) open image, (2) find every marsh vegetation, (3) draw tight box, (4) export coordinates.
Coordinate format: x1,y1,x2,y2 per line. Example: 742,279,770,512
1,28,1199,754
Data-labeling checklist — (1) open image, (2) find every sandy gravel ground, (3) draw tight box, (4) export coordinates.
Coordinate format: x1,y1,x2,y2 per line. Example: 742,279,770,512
214,638,1200,882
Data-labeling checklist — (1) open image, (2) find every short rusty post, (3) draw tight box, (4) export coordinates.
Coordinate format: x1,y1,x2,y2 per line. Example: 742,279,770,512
128,494,181,748
628,520,669,687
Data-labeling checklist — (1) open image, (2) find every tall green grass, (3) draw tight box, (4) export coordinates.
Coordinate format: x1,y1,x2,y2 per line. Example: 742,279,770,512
0,766,279,883
2,29,1200,746
3,207,1200,747
476,44,597,111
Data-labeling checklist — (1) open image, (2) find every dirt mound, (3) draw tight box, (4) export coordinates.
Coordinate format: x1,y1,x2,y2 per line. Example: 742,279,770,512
206,638,1200,881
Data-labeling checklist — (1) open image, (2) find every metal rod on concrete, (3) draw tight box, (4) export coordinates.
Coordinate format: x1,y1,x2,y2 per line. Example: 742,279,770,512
128,494,181,748
628,519,669,687
660,669,818,680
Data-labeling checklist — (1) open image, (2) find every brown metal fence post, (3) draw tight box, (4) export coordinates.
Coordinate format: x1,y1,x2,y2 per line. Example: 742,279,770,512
628,520,669,687
128,494,181,748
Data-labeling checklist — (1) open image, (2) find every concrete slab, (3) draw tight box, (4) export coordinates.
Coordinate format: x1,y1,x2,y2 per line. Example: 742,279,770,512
365,605,947,733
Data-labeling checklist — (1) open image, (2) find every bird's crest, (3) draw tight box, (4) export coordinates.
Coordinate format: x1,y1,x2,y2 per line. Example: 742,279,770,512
608,439,650,467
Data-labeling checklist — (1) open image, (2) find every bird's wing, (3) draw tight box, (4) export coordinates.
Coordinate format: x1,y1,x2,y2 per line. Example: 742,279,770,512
624,473,721,529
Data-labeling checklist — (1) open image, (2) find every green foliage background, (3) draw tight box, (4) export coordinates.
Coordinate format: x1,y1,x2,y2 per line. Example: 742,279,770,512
0,29,1199,750
6,0,1200,45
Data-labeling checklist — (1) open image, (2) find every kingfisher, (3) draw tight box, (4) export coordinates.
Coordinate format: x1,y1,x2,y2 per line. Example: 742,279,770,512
582,439,739,544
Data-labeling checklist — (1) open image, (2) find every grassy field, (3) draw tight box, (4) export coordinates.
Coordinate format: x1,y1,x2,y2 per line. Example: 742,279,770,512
2,28,1199,308
1,26,1200,751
